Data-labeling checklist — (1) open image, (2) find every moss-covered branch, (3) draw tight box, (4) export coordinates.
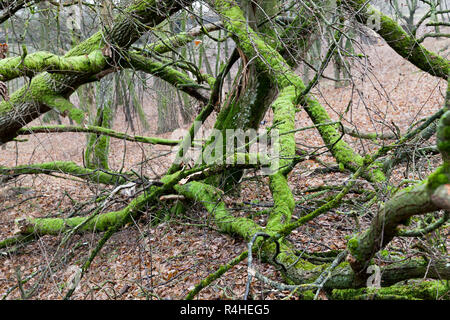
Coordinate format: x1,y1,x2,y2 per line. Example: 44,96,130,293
125,52,210,104
213,0,386,185
142,22,223,55
39,94,85,124
0,0,193,144
347,182,438,277
9,167,184,237
4,160,263,239
397,211,449,237
347,78,450,277
0,50,107,82
347,0,449,79
302,98,386,183
17,125,180,145
0,161,131,185
175,180,450,290
185,250,248,300
341,125,397,140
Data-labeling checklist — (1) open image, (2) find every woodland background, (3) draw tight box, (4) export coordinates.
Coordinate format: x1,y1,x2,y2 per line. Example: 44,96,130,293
0,0,448,300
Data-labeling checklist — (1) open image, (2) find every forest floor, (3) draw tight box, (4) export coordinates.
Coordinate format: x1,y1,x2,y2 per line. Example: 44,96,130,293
0,34,448,300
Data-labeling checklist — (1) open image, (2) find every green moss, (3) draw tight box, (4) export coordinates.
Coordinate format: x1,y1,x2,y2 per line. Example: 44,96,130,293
437,110,450,157
0,161,128,185
40,92,84,125
271,85,297,166
441,126,450,140
303,97,387,183
380,249,389,258
426,166,449,191
65,31,104,57
68,108,85,125
0,73,51,117
0,100,13,113
25,199,131,235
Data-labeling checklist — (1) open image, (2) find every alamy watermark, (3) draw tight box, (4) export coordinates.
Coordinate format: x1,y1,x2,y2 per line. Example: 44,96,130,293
366,10,381,32
170,121,280,175
66,6,82,31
